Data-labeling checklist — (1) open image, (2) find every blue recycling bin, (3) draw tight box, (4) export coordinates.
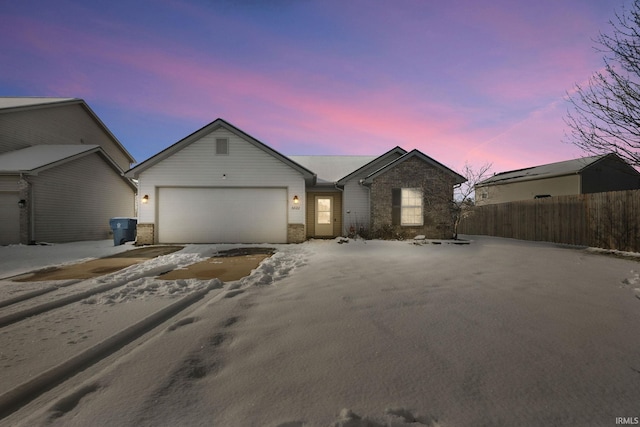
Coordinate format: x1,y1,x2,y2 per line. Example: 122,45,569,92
109,217,137,246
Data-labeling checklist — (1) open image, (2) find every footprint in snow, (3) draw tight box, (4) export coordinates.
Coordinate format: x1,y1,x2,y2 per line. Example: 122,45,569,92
167,316,199,331
220,316,241,328
224,289,245,298
622,270,640,287
47,383,101,421
329,407,441,426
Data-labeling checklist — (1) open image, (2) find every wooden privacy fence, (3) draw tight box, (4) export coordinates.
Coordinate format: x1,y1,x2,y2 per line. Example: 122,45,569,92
458,189,640,252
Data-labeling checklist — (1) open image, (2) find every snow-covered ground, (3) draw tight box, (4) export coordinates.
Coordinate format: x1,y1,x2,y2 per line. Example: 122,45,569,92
0,240,137,280
1,236,639,426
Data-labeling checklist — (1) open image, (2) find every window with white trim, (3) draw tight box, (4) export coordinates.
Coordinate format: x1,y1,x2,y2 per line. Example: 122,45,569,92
401,188,423,225
392,188,424,226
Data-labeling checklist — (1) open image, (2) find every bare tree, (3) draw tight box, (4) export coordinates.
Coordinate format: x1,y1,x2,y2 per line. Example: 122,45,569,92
565,0,640,167
451,162,492,239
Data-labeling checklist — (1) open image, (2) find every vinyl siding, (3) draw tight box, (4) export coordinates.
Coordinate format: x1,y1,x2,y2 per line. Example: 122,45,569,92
0,104,131,170
31,153,135,242
343,180,371,230
0,176,22,244
341,151,404,231
137,128,306,225
581,157,640,193
0,191,20,244
0,175,19,192
477,175,581,205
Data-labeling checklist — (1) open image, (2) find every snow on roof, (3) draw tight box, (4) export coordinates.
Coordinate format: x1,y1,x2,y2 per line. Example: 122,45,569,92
0,98,136,164
477,154,610,186
362,149,467,185
0,144,99,173
288,155,377,182
0,97,77,110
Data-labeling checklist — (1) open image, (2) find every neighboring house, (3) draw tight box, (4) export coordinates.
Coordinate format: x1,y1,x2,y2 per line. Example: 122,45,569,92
126,118,466,244
0,97,136,245
475,153,640,206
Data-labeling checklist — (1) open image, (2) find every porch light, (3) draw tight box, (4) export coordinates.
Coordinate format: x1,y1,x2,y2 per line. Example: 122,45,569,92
293,195,300,204
142,194,149,204
18,199,26,208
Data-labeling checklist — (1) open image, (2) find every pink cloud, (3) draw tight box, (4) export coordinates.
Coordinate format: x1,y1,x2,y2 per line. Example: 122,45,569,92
0,8,594,175
405,2,608,104
459,96,586,172
34,25,473,161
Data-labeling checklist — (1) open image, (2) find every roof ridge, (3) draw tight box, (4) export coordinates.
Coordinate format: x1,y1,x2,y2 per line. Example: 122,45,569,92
477,154,617,186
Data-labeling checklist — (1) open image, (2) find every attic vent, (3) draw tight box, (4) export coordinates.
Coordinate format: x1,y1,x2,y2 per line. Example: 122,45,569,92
216,138,229,155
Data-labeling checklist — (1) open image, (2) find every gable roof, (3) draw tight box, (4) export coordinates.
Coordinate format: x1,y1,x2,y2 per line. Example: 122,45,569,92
290,147,409,185
0,97,77,110
125,118,316,184
0,144,137,190
361,149,466,185
336,146,408,185
0,144,100,173
289,155,377,183
0,97,135,164
476,154,630,187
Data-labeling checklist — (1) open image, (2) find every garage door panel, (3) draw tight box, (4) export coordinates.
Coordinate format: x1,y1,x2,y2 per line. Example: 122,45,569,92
0,193,20,245
158,188,287,243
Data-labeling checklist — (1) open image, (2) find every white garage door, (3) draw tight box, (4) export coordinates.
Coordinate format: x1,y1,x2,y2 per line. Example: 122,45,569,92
158,187,288,243
0,192,20,245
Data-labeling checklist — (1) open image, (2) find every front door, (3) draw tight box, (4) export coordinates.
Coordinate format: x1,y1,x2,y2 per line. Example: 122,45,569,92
315,196,333,236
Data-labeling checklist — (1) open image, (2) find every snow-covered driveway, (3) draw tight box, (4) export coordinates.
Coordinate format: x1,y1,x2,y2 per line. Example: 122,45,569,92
1,236,639,426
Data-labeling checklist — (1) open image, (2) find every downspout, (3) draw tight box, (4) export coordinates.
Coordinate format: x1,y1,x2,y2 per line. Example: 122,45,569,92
578,170,583,195
19,173,35,244
30,185,35,244
452,182,463,240
359,178,372,235
333,182,344,235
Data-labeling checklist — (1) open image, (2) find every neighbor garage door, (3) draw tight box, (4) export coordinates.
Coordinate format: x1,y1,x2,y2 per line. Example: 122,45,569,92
158,187,288,243
0,192,20,245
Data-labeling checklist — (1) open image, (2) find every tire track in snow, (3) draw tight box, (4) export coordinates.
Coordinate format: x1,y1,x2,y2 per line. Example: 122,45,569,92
3,245,308,424
0,279,81,309
0,280,222,421
0,264,177,328
132,313,240,426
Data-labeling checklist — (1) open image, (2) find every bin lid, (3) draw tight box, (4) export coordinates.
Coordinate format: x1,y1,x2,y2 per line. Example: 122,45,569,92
109,217,138,227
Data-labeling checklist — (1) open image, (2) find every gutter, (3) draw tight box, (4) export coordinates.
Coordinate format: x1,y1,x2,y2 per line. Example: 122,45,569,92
476,171,579,187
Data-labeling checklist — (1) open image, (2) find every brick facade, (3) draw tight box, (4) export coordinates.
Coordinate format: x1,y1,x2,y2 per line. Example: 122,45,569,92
135,223,155,245
287,223,306,243
136,222,305,245
370,156,455,239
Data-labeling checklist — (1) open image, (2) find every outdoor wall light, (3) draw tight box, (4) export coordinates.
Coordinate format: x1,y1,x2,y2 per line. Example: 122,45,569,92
141,194,149,204
18,199,26,208
293,195,300,204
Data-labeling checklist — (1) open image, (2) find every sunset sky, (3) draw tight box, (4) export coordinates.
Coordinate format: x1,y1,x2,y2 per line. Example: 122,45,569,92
0,0,631,174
